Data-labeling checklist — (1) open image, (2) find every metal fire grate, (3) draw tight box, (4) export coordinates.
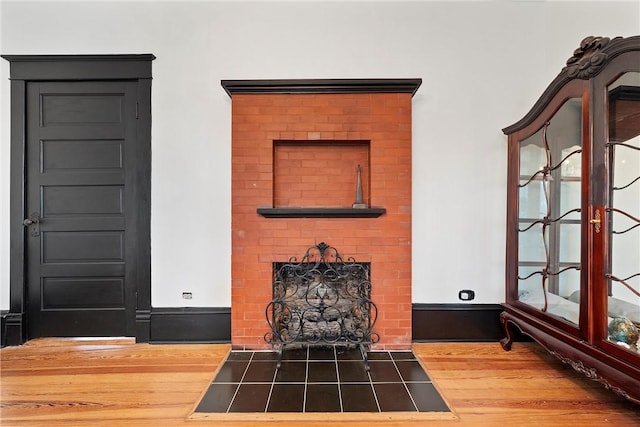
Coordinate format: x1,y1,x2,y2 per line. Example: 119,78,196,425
265,242,379,370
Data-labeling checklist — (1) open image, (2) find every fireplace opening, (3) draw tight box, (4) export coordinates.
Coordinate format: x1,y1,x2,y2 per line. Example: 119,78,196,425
265,242,379,369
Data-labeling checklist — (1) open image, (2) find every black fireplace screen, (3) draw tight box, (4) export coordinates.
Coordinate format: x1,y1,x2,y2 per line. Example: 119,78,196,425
265,242,379,368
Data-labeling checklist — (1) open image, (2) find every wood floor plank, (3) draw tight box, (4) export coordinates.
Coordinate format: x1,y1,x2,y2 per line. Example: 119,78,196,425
1,341,639,426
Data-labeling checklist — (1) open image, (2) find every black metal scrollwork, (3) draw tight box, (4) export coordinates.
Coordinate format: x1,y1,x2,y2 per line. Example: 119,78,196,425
265,242,379,369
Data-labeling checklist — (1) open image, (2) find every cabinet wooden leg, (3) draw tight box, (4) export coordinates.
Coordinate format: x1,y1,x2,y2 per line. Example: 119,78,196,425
500,311,514,351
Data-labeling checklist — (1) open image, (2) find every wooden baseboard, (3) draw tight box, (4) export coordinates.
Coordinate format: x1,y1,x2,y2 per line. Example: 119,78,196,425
1,311,6,347
1,311,26,347
148,304,505,344
2,304,507,346
411,304,504,341
148,307,231,343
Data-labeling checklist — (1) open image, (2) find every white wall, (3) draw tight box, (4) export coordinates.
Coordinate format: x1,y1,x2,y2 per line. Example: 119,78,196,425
1,1,639,310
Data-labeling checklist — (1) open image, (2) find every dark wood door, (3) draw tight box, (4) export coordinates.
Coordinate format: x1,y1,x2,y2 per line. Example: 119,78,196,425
25,81,139,337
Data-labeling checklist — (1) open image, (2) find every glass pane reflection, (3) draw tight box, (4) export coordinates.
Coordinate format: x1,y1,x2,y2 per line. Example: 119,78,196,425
517,98,582,325
606,72,640,354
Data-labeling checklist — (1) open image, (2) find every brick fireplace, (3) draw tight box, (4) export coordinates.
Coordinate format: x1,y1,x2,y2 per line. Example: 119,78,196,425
222,79,421,350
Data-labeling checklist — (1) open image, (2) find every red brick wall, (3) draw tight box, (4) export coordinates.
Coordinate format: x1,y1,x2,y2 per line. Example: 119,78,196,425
273,141,370,208
231,93,412,350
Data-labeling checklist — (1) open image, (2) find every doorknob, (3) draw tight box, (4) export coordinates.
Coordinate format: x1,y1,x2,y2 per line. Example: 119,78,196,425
23,212,41,236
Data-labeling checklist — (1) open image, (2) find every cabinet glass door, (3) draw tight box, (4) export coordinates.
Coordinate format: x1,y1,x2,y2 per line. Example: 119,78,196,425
606,72,640,354
517,98,583,325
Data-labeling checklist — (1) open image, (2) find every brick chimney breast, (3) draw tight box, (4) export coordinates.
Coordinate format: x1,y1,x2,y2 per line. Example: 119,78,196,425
223,79,421,350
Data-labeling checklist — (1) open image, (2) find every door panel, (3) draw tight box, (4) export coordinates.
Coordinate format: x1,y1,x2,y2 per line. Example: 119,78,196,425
26,81,137,338
42,139,123,172
42,231,124,262
41,93,124,125
42,277,125,309
43,186,124,215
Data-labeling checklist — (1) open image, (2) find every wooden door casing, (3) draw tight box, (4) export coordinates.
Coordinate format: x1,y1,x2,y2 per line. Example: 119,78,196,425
2,55,153,345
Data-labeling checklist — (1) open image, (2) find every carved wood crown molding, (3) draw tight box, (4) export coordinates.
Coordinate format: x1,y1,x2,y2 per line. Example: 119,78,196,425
503,35,640,135
221,78,422,97
563,36,618,79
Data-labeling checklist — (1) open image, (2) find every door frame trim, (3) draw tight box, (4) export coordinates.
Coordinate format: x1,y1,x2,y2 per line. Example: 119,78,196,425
2,54,155,344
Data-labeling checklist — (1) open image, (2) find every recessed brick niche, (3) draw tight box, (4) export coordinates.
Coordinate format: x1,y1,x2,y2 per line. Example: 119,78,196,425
222,79,421,350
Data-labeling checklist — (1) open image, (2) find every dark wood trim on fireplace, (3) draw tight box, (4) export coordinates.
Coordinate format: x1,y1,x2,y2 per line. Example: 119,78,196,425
221,78,422,97
257,207,386,218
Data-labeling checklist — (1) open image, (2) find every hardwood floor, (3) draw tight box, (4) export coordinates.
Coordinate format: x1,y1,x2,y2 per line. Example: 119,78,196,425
1,340,639,426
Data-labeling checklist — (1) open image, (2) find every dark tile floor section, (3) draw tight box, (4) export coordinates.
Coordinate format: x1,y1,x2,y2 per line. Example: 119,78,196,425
195,346,450,413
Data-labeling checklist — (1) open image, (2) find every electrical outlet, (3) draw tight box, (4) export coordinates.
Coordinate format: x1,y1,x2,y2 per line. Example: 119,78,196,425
182,292,193,300
458,290,475,301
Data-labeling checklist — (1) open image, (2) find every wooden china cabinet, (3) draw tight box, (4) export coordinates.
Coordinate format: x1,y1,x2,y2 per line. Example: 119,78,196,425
501,35,640,405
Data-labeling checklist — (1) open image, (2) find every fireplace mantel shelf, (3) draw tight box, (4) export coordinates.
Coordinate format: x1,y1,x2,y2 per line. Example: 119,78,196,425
257,207,386,218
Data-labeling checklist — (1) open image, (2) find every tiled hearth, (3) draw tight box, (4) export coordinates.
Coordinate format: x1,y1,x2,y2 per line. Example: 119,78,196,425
223,79,421,350
194,346,450,414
